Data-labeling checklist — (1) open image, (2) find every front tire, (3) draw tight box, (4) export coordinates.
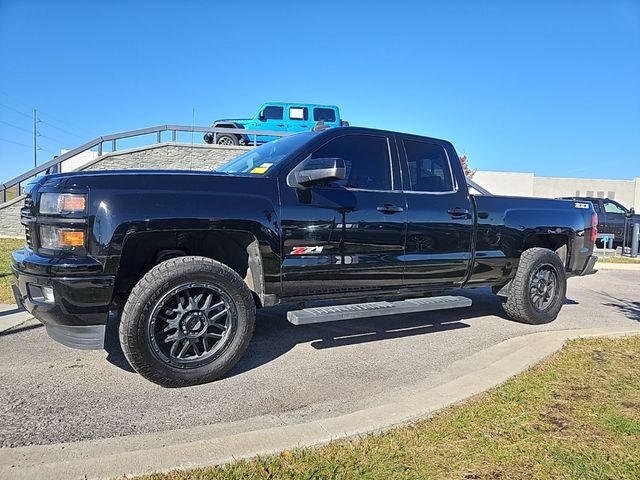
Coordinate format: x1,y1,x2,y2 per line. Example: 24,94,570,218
118,256,255,387
502,247,567,325
216,133,239,146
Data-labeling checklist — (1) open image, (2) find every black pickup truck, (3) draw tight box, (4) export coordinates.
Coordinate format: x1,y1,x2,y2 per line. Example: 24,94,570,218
12,127,598,387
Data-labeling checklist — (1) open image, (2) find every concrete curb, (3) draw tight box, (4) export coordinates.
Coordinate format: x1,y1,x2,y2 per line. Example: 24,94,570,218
0,305,31,334
1,326,639,480
595,262,640,270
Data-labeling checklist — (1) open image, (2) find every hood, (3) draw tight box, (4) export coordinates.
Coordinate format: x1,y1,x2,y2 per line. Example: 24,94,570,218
30,169,267,195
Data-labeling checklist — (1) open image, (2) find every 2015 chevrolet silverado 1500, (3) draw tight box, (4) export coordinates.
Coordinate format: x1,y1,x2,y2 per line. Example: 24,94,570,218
12,127,598,387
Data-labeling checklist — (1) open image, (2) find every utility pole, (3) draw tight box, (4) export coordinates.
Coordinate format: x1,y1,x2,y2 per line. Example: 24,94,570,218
33,108,37,168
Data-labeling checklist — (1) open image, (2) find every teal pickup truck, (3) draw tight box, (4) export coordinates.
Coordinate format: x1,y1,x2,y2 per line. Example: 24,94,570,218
204,102,347,145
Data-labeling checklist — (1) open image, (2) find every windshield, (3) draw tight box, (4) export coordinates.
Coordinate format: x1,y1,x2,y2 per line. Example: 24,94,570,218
216,132,316,175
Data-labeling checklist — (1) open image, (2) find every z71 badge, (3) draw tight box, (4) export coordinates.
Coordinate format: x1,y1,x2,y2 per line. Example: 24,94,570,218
290,246,324,255
574,202,590,209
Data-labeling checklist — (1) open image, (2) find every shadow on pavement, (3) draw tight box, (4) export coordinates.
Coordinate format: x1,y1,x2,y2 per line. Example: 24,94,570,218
102,287,594,379
602,296,640,322
0,322,43,337
104,314,135,373
226,288,507,378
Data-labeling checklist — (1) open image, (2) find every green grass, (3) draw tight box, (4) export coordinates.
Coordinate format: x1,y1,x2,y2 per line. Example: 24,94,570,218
0,237,23,304
137,336,640,480
598,256,640,264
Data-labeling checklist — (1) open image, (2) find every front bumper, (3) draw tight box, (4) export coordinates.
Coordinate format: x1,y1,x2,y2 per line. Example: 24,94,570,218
12,248,114,350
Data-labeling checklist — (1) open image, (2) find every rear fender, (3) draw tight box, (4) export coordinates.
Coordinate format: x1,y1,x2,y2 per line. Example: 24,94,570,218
504,208,591,275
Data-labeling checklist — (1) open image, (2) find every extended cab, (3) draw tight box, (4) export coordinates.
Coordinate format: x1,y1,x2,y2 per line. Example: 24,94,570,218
203,102,345,146
12,127,598,387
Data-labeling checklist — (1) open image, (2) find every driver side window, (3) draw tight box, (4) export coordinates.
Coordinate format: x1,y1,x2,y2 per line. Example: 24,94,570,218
262,106,283,120
603,200,626,214
311,134,392,190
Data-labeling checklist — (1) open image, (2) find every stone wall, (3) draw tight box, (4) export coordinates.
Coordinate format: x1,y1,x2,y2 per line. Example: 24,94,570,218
0,143,250,238
0,197,25,238
82,143,250,172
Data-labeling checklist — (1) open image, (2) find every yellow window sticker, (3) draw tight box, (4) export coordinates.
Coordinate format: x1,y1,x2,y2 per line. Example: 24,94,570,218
250,163,273,174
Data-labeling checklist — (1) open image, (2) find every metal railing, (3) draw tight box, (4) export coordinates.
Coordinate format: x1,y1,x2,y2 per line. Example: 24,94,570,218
2,123,493,205
1,125,290,203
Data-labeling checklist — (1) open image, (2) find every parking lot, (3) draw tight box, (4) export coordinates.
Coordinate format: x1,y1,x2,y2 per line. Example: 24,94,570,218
0,268,638,449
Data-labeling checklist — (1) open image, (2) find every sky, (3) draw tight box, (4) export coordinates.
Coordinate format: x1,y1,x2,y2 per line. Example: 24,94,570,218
0,0,639,183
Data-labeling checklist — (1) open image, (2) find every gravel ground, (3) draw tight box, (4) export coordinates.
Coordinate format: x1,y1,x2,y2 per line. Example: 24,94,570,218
0,269,637,448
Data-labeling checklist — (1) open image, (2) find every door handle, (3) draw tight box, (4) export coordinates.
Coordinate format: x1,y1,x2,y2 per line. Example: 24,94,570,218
448,207,471,218
277,124,285,127
377,204,404,214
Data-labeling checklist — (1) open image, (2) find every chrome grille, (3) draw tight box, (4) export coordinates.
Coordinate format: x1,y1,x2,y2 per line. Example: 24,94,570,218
21,195,34,247
24,226,32,247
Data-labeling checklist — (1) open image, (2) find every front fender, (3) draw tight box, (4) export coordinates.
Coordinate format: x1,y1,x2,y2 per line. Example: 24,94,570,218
90,190,281,283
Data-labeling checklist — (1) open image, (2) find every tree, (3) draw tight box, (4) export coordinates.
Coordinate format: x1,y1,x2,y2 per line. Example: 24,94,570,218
459,154,475,178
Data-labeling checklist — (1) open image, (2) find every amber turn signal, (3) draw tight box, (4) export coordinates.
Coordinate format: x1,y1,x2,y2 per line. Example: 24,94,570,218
60,195,86,212
60,230,85,247
39,225,86,250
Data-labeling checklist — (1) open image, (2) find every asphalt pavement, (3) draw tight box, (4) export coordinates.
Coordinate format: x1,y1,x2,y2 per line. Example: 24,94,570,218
0,269,638,449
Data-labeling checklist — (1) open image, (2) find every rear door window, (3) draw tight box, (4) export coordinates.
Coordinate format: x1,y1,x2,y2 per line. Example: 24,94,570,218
313,107,336,123
402,139,454,192
288,106,308,121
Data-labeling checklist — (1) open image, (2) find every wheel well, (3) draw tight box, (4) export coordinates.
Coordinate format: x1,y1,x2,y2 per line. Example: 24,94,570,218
114,230,264,306
213,122,239,129
522,234,569,267
495,236,569,298
211,124,243,144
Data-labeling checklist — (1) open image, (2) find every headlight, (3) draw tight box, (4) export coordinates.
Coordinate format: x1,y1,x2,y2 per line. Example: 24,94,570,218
40,193,86,214
39,225,86,250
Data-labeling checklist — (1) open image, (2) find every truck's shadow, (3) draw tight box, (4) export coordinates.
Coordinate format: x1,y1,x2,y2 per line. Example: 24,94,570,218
225,288,510,379
601,294,640,322
103,288,539,377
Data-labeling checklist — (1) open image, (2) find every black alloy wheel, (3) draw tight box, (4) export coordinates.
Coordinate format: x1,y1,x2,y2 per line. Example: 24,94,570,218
148,282,237,368
502,247,567,325
119,256,255,387
528,264,559,312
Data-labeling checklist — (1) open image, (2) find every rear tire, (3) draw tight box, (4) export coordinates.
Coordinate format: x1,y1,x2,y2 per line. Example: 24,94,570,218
502,247,566,325
118,256,255,387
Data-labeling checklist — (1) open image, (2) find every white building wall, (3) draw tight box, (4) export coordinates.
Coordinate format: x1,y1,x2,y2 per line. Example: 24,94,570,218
475,171,640,211
58,149,99,172
533,176,636,206
472,171,535,197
